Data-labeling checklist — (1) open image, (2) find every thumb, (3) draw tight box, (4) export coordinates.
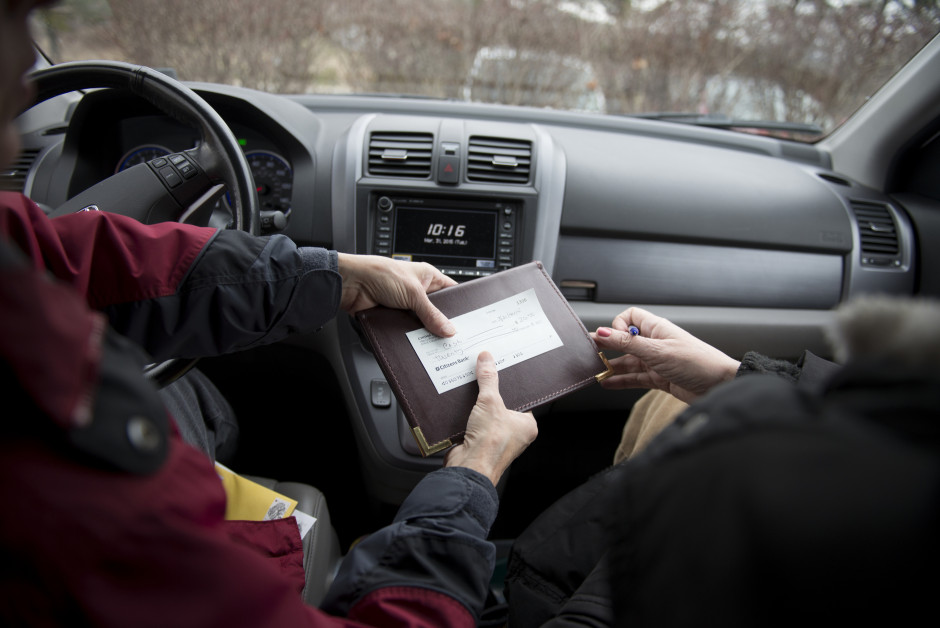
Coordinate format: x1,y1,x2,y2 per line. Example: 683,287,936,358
413,296,456,337
474,351,500,397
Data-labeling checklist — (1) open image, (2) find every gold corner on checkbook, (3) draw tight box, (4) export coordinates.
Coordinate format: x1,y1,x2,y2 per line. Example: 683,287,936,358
412,426,453,457
595,352,614,383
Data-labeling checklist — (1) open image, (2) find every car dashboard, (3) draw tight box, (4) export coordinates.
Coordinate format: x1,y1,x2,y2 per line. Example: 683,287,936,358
11,77,928,507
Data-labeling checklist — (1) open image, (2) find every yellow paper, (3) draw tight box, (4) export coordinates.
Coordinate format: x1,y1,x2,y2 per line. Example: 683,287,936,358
215,463,298,521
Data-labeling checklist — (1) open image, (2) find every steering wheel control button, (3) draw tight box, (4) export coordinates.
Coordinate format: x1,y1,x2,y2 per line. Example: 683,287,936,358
371,379,392,408
150,152,201,188
159,165,182,188
178,162,197,179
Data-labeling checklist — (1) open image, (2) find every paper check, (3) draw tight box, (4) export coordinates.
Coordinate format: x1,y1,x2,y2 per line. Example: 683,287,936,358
406,288,563,394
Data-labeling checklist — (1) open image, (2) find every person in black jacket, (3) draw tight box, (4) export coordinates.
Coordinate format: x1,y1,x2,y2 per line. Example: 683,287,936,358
506,299,940,627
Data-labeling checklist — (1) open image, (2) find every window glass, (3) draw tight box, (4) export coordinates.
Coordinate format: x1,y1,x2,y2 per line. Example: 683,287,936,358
31,0,940,141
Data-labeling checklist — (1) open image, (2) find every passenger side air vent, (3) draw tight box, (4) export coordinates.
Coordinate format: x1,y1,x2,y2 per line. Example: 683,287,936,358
467,136,532,184
850,200,901,266
368,132,433,178
0,148,40,192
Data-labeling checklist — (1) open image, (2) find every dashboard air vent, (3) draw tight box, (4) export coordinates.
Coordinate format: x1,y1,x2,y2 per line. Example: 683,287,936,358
467,136,532,184
368,132,433,178
850,200,900,266
0,148,40,192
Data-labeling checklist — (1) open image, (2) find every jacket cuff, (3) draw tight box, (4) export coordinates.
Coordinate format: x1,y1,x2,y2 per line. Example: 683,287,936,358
736,350,841,392
320,466,498,620
298,247,337,274
395,466,499,532
736,351,801,384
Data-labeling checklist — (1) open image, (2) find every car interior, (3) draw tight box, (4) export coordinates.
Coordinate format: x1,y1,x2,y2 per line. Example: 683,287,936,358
8,0,940,610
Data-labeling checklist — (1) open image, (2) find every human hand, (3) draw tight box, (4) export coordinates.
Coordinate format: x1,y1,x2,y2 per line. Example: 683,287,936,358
336,253,458,337
444,352,538,486
591,307,740,403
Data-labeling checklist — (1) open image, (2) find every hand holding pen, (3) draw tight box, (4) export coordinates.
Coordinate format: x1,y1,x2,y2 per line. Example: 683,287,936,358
590,307,742,403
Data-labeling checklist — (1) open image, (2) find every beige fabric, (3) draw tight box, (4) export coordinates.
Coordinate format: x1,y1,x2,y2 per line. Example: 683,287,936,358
613,390,689,465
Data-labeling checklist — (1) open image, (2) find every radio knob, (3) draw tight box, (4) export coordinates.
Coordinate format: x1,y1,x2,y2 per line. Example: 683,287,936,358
377,196,393,212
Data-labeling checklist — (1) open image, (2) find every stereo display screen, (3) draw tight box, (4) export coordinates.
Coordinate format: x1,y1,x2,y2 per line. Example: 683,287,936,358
393,206,498,268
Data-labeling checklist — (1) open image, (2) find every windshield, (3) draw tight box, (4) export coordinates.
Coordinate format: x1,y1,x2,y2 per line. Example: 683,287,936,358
30,0,940,142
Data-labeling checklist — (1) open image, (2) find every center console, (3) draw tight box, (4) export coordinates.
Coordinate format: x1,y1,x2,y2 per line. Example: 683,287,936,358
329,113,568,504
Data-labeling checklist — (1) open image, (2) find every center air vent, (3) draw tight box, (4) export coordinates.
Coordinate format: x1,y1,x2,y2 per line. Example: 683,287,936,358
0,148,40,192
368,132,433,178
467,136,532,184
850,200,901,266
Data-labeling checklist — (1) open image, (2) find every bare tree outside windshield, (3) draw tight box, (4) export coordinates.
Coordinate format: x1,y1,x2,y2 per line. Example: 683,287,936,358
31,0,940,139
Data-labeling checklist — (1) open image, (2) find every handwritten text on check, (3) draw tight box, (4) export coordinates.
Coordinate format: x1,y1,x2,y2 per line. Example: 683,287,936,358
406,288,563,394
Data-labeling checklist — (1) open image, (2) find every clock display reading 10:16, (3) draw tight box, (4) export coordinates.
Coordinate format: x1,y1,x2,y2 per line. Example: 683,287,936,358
426,223,466,237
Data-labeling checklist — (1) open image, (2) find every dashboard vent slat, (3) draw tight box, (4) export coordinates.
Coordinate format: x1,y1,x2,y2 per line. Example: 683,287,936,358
467,136,532,184
849,200,900,265
0,148,40,192
368,132,433,178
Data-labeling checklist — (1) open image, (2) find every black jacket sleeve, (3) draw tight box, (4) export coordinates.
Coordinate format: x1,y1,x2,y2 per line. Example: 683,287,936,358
105,229,342,360
321,466,499,623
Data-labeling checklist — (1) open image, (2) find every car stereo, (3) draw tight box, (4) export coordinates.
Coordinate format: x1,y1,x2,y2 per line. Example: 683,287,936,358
370,195,520,279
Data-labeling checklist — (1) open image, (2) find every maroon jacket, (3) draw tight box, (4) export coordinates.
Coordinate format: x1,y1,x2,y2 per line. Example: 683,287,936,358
0,193,498,627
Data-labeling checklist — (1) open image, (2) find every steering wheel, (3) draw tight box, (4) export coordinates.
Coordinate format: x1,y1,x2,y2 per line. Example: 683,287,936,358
27,60,261,386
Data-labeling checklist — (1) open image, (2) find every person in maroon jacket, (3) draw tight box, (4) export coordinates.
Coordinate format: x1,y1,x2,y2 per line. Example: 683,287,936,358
0,2,537,626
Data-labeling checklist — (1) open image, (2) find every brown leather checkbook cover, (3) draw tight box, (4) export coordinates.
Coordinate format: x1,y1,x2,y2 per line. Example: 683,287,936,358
355,261,610,456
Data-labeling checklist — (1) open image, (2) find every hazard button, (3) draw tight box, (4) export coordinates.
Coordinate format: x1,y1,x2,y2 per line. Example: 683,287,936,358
437,155,460,184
